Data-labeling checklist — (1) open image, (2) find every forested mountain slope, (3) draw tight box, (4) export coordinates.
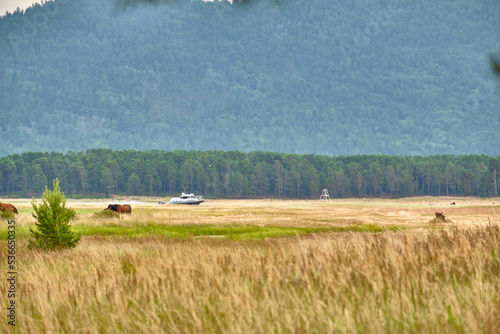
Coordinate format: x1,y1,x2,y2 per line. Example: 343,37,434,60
1,0,499,156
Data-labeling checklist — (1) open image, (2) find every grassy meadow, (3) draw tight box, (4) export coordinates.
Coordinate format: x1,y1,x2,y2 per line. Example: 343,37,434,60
0,197,499,333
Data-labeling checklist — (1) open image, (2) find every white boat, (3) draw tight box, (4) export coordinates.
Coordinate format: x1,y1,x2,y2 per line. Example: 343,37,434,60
169,193,204,205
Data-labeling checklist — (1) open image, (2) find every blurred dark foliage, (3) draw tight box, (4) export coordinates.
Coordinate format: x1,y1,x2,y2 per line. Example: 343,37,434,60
491,54,500,76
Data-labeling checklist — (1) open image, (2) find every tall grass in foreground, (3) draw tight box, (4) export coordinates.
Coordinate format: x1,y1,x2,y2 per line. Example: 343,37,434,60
1,227,499,333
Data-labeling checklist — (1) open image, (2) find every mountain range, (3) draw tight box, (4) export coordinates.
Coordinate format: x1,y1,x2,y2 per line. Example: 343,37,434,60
0,0,499,156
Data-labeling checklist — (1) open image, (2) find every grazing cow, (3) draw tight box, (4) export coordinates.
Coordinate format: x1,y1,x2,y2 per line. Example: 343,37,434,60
105,204,132,214
435,212,446,221
0,202,18,214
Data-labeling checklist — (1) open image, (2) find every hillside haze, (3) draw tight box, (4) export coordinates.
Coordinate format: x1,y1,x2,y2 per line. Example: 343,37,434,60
1,0,499,156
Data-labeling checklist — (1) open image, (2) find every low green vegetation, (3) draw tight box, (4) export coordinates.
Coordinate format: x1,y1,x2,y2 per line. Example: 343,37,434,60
93,209,120,219
78,223,394,239
0,209,15,220
0,223,397,241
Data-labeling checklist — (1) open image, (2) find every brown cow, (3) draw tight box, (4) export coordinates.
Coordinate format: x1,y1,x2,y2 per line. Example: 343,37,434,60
105,204,132,214
0,203,18,214
435,212,446,221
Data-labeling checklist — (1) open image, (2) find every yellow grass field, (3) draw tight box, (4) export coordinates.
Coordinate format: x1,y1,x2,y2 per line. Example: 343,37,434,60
7,196,500,228
1,197,499,333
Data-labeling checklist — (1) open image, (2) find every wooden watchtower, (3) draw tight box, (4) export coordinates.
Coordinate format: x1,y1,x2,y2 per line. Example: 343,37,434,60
320,189,330,202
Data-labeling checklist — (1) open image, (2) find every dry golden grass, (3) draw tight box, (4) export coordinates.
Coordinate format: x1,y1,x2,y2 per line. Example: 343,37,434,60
1,197,499,333
8,196,500,229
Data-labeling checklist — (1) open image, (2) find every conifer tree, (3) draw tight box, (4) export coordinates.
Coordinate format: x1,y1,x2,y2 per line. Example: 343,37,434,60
29,178,80,250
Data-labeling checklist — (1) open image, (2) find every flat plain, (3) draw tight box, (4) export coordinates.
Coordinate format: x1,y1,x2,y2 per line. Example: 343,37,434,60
1,197,499,333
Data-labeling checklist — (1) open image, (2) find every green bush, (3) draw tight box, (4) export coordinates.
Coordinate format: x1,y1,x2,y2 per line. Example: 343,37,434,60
0,209,15,220
29,178,80,250
93,210,120,219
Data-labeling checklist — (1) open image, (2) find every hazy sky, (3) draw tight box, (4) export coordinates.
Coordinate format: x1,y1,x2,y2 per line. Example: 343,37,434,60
0,0,45,16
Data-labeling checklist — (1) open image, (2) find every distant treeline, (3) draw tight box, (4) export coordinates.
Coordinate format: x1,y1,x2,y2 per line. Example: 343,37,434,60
0,150,498,199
